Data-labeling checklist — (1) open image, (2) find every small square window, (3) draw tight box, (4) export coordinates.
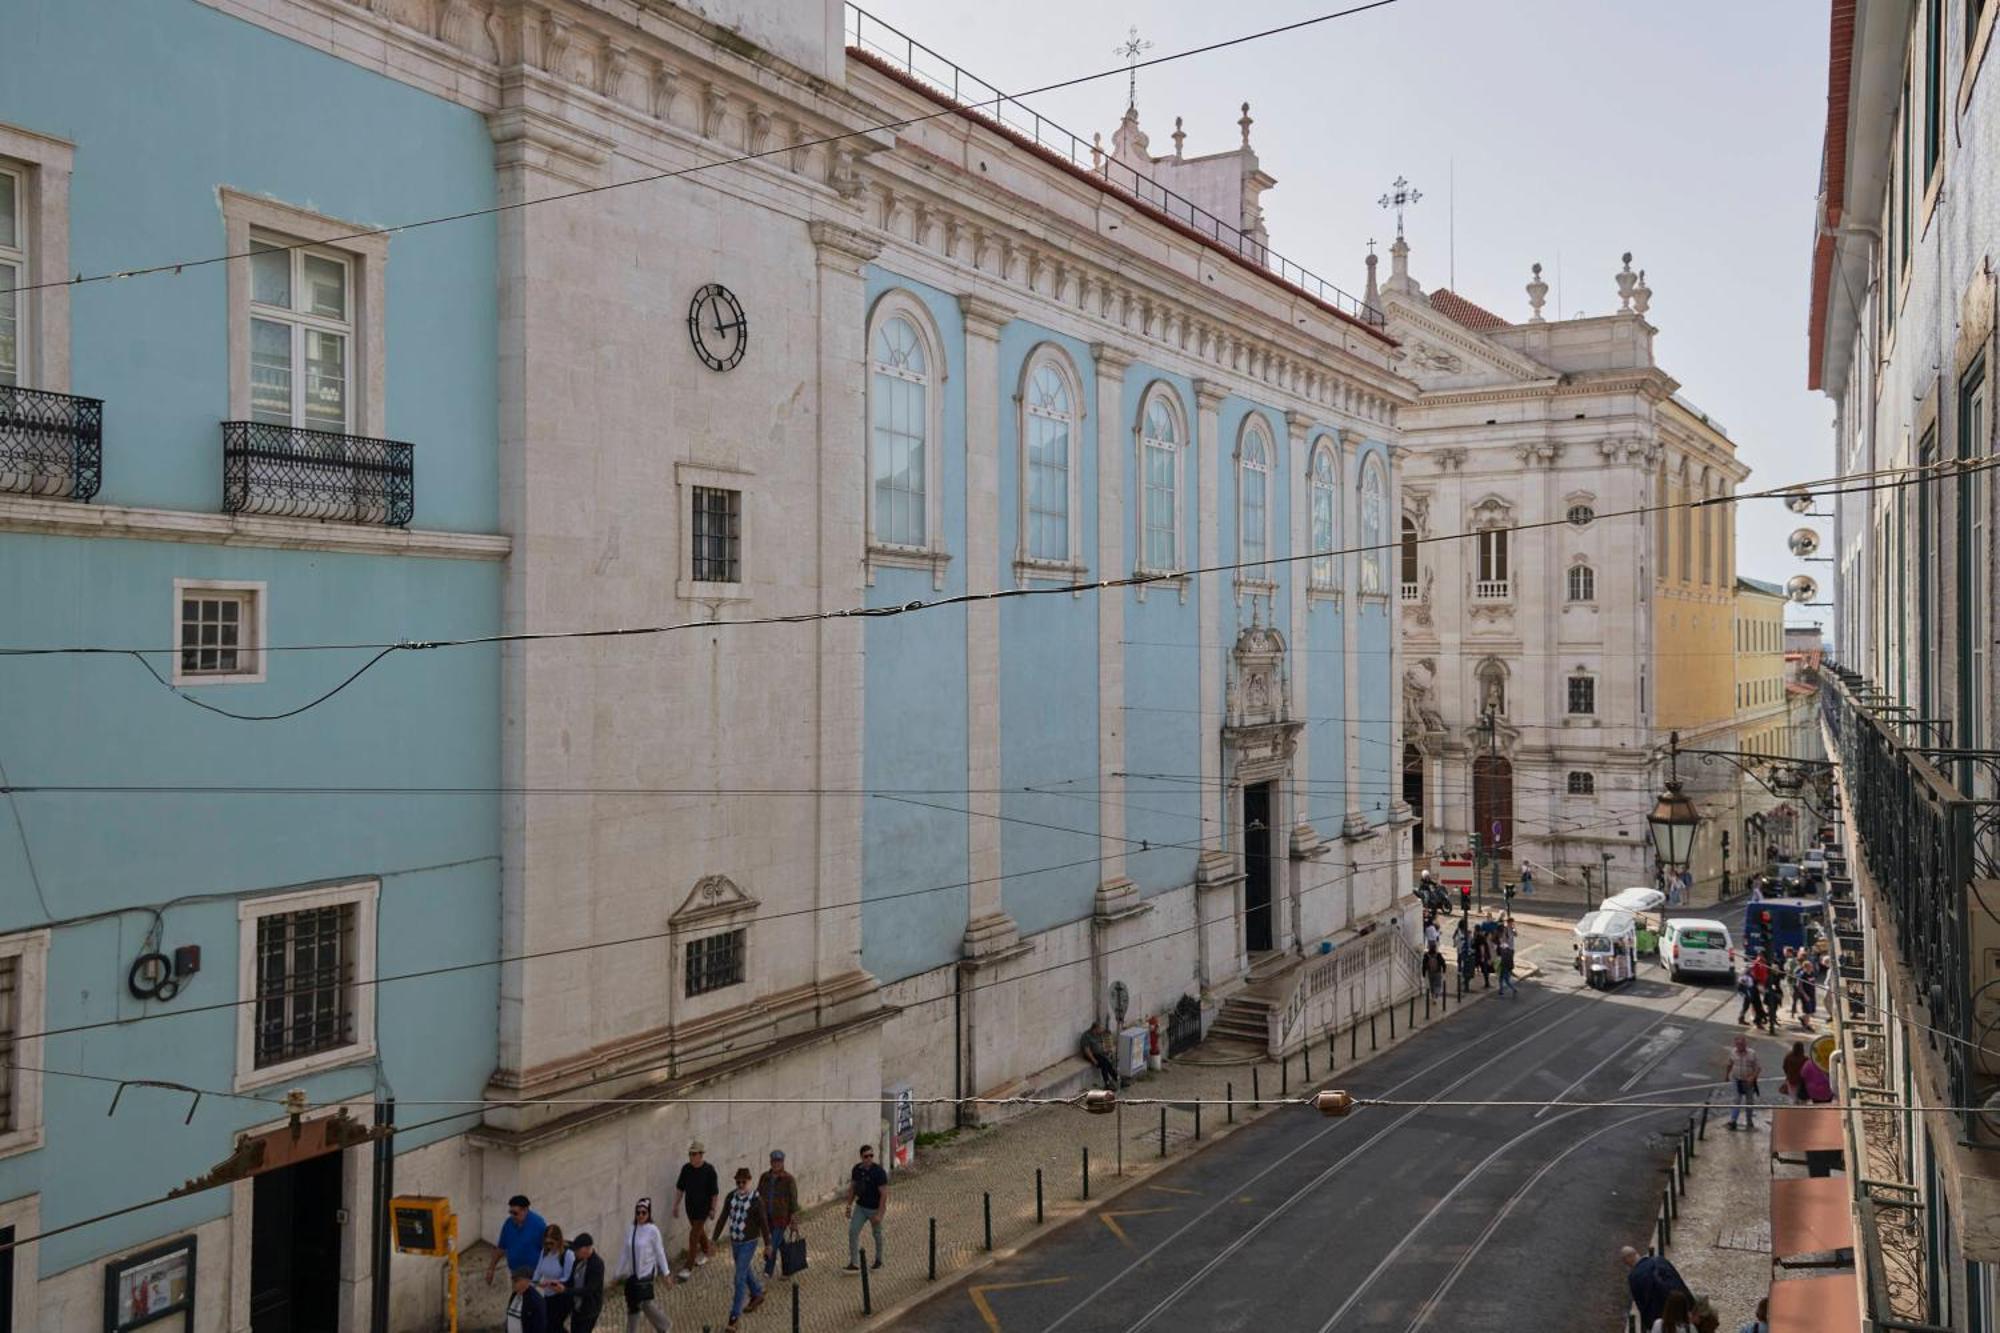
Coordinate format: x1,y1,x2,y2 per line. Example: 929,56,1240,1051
174,583,263,684
685,929,746,997
1567,675,1596,716
1566,771,1595,796
692,486,742,584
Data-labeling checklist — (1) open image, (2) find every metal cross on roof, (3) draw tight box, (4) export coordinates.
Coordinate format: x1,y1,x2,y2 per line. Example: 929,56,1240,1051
1114,26,1153,108
1377,176,1423,239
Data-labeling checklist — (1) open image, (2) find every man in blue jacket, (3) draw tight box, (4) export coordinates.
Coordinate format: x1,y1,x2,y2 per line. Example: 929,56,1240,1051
1621,1245,1692,1328
487,1195,548,1287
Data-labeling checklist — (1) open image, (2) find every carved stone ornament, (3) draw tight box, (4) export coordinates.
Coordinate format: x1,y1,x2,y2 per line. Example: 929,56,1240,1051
1403,658,1446,734
671,873,760,928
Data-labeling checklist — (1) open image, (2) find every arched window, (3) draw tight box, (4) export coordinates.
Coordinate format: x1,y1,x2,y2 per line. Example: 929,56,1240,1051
1309,444,1338,590
1567,563,1596,603
1567,503,1595,527
1238,418,1271,573
1021,350,1078,563
1399,515,1420,592
868,302,936,549
1139,387,1184,572
1566,771,1596,796
1359,456,1388,594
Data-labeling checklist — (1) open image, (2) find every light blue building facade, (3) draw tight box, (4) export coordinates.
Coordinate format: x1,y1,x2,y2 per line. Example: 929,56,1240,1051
0,1,502,1326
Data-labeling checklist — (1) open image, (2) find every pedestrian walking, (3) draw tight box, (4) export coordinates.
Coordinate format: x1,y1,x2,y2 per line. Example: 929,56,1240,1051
1735,968,1764,1028
1782,949,1803,1020
1723,1036,1762,1130
1497,935,1518,997
1620,1246,1693,1332
1781,1041,1808,1104
844,1143,890,1273
756,1151,799,1278
1422,946,1446,999
613,1197,675,1333
507,1267,551,1333
672,1141,719,1278
533,1224,574,1331
1519,866,1535,898
1797,965,1818,1030
567,1233,607,1333
1762,969,1784,1035
488,1195,550,1288
1735,1296,1769,1333
712,1167,770,1329
1798,1054,1834,1105
1423,916,1440,951
1474,928,1494,988
1652,1289,1698,1333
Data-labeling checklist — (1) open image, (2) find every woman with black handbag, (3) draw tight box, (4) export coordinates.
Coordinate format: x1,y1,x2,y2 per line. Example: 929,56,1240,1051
613,1197,676,1332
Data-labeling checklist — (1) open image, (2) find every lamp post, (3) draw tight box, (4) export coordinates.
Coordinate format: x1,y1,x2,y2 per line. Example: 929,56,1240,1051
1647,731,1701,898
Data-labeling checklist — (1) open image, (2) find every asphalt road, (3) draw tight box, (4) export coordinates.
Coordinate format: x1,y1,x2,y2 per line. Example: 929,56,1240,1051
892,950,1743,1333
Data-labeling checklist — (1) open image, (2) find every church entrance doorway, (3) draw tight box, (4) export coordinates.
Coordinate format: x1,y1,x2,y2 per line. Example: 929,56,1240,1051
1403,744,1425,855
1242,781,1275,953
1472,755,1513,857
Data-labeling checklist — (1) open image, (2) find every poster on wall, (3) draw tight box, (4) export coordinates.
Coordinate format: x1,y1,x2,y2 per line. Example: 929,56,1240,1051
103,1236,196,1333
883,1083,916,1170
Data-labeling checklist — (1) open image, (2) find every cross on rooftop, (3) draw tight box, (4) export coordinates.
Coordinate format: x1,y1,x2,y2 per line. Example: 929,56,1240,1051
1114,26,1153,109
1378,176,1423,239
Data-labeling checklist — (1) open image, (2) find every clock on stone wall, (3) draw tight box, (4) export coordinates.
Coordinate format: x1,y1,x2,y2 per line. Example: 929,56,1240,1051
688,283,748,371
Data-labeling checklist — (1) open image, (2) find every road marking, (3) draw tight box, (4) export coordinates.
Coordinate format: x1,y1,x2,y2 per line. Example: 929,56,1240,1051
1143,1184,1199,1196
1098,1206,1176,1248
968,1276,1071,1333
1619,1026,1685,1091
1236,1195,1254,1204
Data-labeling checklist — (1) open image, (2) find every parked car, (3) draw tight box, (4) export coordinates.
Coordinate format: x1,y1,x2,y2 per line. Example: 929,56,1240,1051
1663,918,1736,982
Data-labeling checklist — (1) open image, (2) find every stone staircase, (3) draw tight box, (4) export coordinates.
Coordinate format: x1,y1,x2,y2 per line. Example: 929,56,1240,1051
1209,992,1273,1046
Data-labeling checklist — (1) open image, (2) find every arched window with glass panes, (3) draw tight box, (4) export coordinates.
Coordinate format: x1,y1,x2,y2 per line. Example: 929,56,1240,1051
866,297,940,551
1567,562,1595,603
1309,443,1338,591
1238,417,1271,576
1359,456,1388,594
1138,387,1185,574
1020,348,1080,565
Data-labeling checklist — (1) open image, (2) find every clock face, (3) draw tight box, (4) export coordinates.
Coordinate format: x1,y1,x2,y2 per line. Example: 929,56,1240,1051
688,283,748,372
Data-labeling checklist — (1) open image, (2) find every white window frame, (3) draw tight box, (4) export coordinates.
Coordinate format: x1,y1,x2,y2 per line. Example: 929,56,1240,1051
1016,345,1086,576
1135,383,1187,577
0,124,75,395
235,879,378,1092
171,578,267,686
675,459,753,603
1307,440,1340,594
864,291,948,587
1475,527,1511,598
1566,672,1598,717
221,189,386,439
1358,454,1389,596
1236,416,1274,588
0,931,49,1161
1567,561,1596,604
247,235,355,434
0,162,24,389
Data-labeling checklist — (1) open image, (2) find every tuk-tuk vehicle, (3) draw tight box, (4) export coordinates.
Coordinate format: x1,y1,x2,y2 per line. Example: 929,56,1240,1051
1574,908,1639,989
1603,887,1666,957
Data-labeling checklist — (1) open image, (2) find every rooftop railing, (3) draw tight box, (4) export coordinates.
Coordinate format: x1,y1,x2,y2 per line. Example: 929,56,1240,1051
845,4,1384,328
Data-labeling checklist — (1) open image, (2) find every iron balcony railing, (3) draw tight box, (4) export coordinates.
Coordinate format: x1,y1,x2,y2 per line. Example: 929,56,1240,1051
844,4,1384,328
1818,662,1993,1147
221,421,414,528
0,384,103,502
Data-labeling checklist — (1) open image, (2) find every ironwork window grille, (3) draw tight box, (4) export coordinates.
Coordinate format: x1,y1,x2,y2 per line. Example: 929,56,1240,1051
1566,503,1594,527
1567,675,1596,716
684,929,746,998
0,954,18,1134
1566,771,1595,796
869,315,929,548
1239,423,1269,573
221,421,414,527
691,486,741,583
1023,359,1074,563
0,385,102,502
1567,564,1595,603
0,165,22,387
249,237,351,433
1309,447,1337,589
253,903,357,1069
1141,392,1182,573
179,590,255,678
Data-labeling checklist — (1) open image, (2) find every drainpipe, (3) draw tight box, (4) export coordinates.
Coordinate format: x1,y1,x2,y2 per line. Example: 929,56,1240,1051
953,967,966,1130
370,1096,394,1333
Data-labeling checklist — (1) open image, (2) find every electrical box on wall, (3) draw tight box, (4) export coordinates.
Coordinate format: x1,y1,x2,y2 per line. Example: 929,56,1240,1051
173,945,201,978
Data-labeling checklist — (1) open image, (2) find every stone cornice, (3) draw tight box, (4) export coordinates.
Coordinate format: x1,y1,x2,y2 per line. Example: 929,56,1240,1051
0,496,512,560
958,293,1015,340
1089,342,1135,375
1193,378,1230,413
807,218,883,271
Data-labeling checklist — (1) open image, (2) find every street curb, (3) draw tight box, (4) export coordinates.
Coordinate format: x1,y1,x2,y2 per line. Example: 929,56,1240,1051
853,977,1519,1331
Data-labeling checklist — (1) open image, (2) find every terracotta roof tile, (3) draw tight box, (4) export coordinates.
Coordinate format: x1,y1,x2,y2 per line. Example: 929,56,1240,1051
1427,288,1510,332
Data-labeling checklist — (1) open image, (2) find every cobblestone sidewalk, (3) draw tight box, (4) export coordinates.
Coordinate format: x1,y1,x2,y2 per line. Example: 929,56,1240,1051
460,978,1509,1333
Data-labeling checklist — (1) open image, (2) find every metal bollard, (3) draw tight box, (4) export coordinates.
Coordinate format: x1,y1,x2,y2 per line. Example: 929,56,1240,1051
1371,1014,1378,1051
928,1218,937,1282
1082,1145,1090,1199
1036,1167,1044,1224
1227,1080,1234,1124
1426,986,1432,1020
1408,996,1415,1029
1159,1106,1167,1157
1350,1023,1358,1060
1304,1044,1312,1083
1194,1100,1202,1141
861,1247,873,1315
1281,1058,1289,1098
1252,1066,1261,1106
1328,1031,1337,1070
984,1191,993,1251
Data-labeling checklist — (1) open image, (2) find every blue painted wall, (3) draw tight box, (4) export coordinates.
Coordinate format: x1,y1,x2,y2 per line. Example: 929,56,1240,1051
0,0,501,1278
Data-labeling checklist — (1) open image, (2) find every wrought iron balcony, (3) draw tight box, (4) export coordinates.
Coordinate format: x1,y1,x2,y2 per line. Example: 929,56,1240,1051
221,421,413,528
1818,663,1994,1147
0,384,103,502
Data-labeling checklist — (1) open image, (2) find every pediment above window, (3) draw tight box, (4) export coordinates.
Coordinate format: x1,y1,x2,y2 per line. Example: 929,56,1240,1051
670,874,761,931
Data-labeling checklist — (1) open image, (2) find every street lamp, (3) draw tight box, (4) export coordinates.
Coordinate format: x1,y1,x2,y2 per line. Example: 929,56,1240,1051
1647,731,1701,882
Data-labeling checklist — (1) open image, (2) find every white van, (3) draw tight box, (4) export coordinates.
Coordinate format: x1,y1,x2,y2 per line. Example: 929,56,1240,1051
1663,918,1736,981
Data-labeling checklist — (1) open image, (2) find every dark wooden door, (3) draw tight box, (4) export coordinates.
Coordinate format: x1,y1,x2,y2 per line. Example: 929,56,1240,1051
1244,782,1274,952
1403,744,1425,855
251,1151,344,1333
1472,754,1514,856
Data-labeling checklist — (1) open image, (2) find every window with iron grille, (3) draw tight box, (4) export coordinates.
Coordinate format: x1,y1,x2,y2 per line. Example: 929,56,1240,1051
685,929,745,998
1566,771,1595,796
179,589,256,678
0,955,17,1134
692,486,741,583
253,903,356,1069
1566,503,1594,527
1567,674,1597,716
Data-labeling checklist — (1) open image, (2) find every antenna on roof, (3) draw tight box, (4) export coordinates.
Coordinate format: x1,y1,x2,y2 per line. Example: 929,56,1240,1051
1449,158,1455,292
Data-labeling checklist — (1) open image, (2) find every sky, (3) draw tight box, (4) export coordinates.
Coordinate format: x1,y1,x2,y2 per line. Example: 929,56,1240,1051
855,0,1836,634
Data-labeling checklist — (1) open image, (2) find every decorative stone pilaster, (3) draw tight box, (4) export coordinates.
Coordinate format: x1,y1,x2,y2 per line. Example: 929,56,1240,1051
960,294,1014,943
1338,428,1367,838
1284,411,1312,800
1195,378,1230,849
1093,344,1134,886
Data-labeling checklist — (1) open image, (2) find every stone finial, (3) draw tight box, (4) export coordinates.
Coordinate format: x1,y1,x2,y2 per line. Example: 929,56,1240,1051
1526,261,1549,323
1239,102,1254,148
1172,115,1185,160
1091,130,1103,169
1383,233,1420,297
1616,251,1638,311
1363,242,1382,313
1632,268,1652,316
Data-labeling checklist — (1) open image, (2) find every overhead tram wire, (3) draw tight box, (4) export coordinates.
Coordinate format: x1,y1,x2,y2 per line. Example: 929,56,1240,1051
0,0,1412,303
